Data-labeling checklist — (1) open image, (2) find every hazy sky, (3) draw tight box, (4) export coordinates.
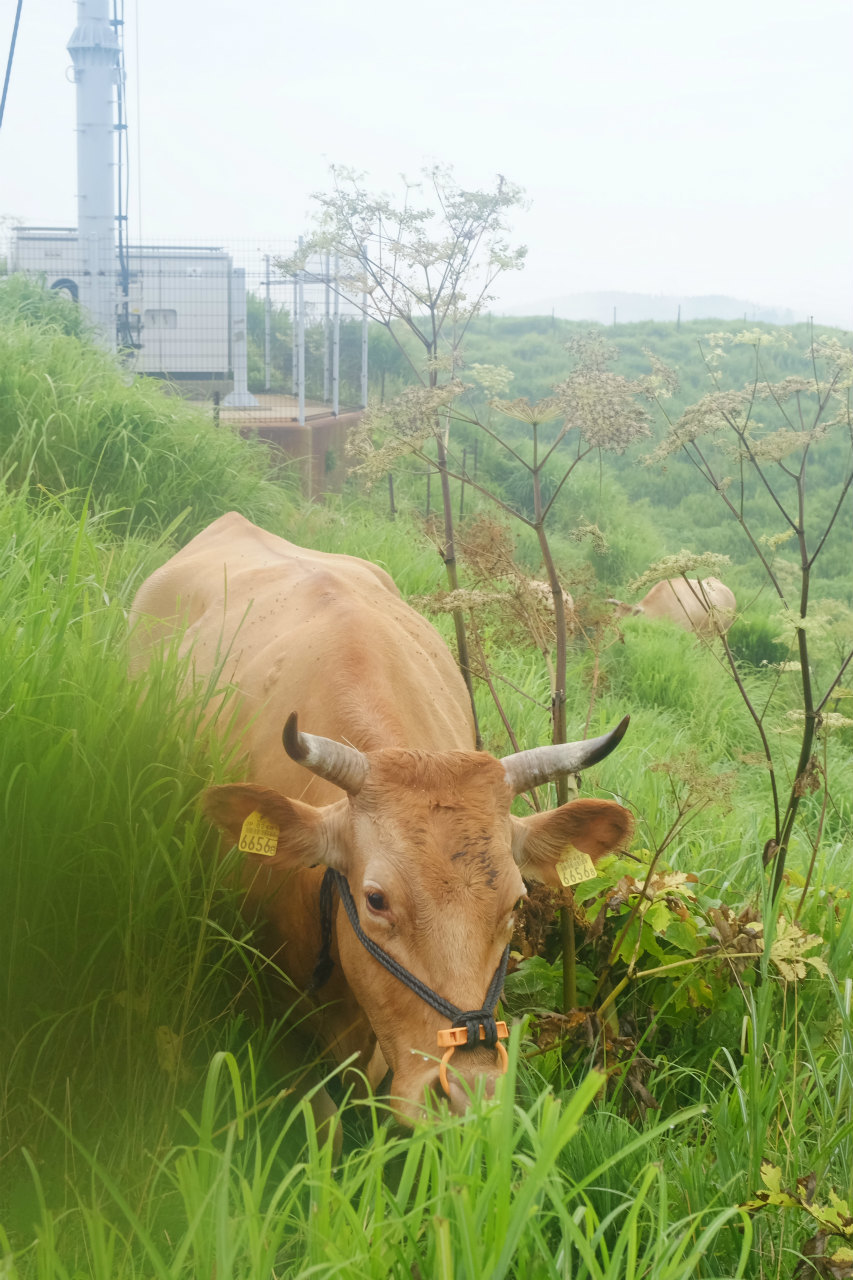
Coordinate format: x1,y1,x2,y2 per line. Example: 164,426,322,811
2,0,852,325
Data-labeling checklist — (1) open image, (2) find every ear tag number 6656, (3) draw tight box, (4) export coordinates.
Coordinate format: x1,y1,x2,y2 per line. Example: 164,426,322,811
238,811,279,857
556,850,596,888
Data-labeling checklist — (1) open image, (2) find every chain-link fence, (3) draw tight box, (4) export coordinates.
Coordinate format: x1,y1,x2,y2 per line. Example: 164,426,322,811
6,228,372,497
7,230,368,421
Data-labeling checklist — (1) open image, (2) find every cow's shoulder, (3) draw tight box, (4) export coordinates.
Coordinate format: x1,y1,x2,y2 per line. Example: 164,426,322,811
640,578,684,607
129,514,401,665
196,513,401,596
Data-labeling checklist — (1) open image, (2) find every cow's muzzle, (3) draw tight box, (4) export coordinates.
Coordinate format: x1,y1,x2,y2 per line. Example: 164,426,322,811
437,1022,509,1096
313,867,510,1098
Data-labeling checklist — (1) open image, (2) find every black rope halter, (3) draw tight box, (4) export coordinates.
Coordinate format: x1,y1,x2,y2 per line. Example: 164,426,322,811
310,866,510,1051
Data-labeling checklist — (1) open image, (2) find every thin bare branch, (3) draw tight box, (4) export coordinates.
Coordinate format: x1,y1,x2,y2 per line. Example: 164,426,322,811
808,467,853,567
541,446,596,522
689,442,787,599
816,646,853,714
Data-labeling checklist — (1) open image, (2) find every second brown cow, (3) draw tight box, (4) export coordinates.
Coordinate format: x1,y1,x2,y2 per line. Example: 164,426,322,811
610,576,736,638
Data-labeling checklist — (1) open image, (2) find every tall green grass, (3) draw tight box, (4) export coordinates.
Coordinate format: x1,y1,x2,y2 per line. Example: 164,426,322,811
3,1043,754,1279
0,488,264,1213
0,275,298,539
1,287,850,1277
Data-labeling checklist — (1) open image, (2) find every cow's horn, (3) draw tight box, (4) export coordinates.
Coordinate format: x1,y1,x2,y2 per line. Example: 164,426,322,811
282,712,369,794
501,716,630,795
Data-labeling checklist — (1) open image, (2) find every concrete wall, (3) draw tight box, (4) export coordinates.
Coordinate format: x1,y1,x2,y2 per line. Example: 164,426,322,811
245,411,361,499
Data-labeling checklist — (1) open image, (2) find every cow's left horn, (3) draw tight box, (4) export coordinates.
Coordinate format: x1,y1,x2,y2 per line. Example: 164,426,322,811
501,716,630,796
283,712,369,794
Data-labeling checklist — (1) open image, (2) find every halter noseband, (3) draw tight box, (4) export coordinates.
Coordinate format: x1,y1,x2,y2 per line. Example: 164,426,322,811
311,867,509,1095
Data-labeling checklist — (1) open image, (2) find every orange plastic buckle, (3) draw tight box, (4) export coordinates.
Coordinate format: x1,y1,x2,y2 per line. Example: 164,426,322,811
437,1021,509,1096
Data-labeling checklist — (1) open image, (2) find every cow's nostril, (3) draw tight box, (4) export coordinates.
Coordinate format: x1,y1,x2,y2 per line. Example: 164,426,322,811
427,1073,448,1101
427,1072,470,1115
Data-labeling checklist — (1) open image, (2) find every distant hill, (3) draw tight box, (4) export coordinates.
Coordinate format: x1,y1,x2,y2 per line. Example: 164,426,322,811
499,291,800,326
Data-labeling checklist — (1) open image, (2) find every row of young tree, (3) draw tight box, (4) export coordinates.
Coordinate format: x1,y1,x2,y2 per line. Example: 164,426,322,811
244,294,365,407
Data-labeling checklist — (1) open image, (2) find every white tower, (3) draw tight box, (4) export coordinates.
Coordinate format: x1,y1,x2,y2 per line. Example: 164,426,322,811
67,0,119,349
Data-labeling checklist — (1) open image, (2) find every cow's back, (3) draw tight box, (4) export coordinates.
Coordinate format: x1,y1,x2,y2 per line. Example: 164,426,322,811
639,577,735,636
130,512,475,801
129,511,400,656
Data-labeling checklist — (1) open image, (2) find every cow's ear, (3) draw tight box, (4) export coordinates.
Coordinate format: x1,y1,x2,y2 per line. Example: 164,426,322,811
203,783,348,870
511,798,633,888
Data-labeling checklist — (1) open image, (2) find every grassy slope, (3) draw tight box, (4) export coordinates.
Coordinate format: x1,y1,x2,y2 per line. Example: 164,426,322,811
365,314,853,603
1,279,851,1278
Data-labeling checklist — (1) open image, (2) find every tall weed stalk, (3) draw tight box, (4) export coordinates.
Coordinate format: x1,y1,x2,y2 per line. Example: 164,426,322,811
648,328,853,898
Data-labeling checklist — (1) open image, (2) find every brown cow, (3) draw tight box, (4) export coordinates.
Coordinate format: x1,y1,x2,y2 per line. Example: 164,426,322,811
130,513,633,1125
609,577,736,638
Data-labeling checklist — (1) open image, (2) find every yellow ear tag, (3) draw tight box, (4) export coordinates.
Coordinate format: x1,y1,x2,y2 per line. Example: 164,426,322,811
556,849,596,888
238,811,279,857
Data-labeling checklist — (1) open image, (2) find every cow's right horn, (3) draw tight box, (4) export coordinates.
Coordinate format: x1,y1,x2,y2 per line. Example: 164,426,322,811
283,712,369,794
501,716,630,796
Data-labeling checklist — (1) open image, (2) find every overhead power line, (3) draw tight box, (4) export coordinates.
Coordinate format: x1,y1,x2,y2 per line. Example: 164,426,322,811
0,0,24,131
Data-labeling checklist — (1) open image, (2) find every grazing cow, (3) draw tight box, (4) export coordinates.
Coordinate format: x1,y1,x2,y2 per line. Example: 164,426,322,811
609,577,736,638
130,512,633,1124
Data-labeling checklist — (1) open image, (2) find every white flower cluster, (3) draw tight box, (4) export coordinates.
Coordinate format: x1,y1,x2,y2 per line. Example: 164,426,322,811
348,381,466,480
785,710,853,732
466,363,515,397
553,371,653,454
413,589,503,615
628,551,731,595
489,396,563,426
647,389,749,462
744,424,828,463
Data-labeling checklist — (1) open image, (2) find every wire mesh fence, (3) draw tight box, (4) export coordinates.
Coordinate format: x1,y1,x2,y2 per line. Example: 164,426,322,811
6,230,368,422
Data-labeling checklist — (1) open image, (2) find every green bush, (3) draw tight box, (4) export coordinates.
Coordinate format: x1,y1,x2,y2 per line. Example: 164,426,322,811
726,611,788,668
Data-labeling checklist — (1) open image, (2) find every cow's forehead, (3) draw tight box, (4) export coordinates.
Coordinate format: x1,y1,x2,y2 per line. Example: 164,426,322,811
350,747,512,824
344,748,524,901
356,747,507,793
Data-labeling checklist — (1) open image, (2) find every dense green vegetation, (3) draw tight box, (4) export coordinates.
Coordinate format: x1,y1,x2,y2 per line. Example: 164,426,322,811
364,310,847,412
355,313,853,604
248,295,853,607
1,276,851,1278
0,274,300,539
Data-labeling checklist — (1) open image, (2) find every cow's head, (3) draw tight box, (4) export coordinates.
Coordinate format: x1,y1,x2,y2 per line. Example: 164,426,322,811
204,715,633,1124
606,597,644,619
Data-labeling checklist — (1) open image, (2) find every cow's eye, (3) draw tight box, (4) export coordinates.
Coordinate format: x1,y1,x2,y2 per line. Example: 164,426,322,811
366,889,388,913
